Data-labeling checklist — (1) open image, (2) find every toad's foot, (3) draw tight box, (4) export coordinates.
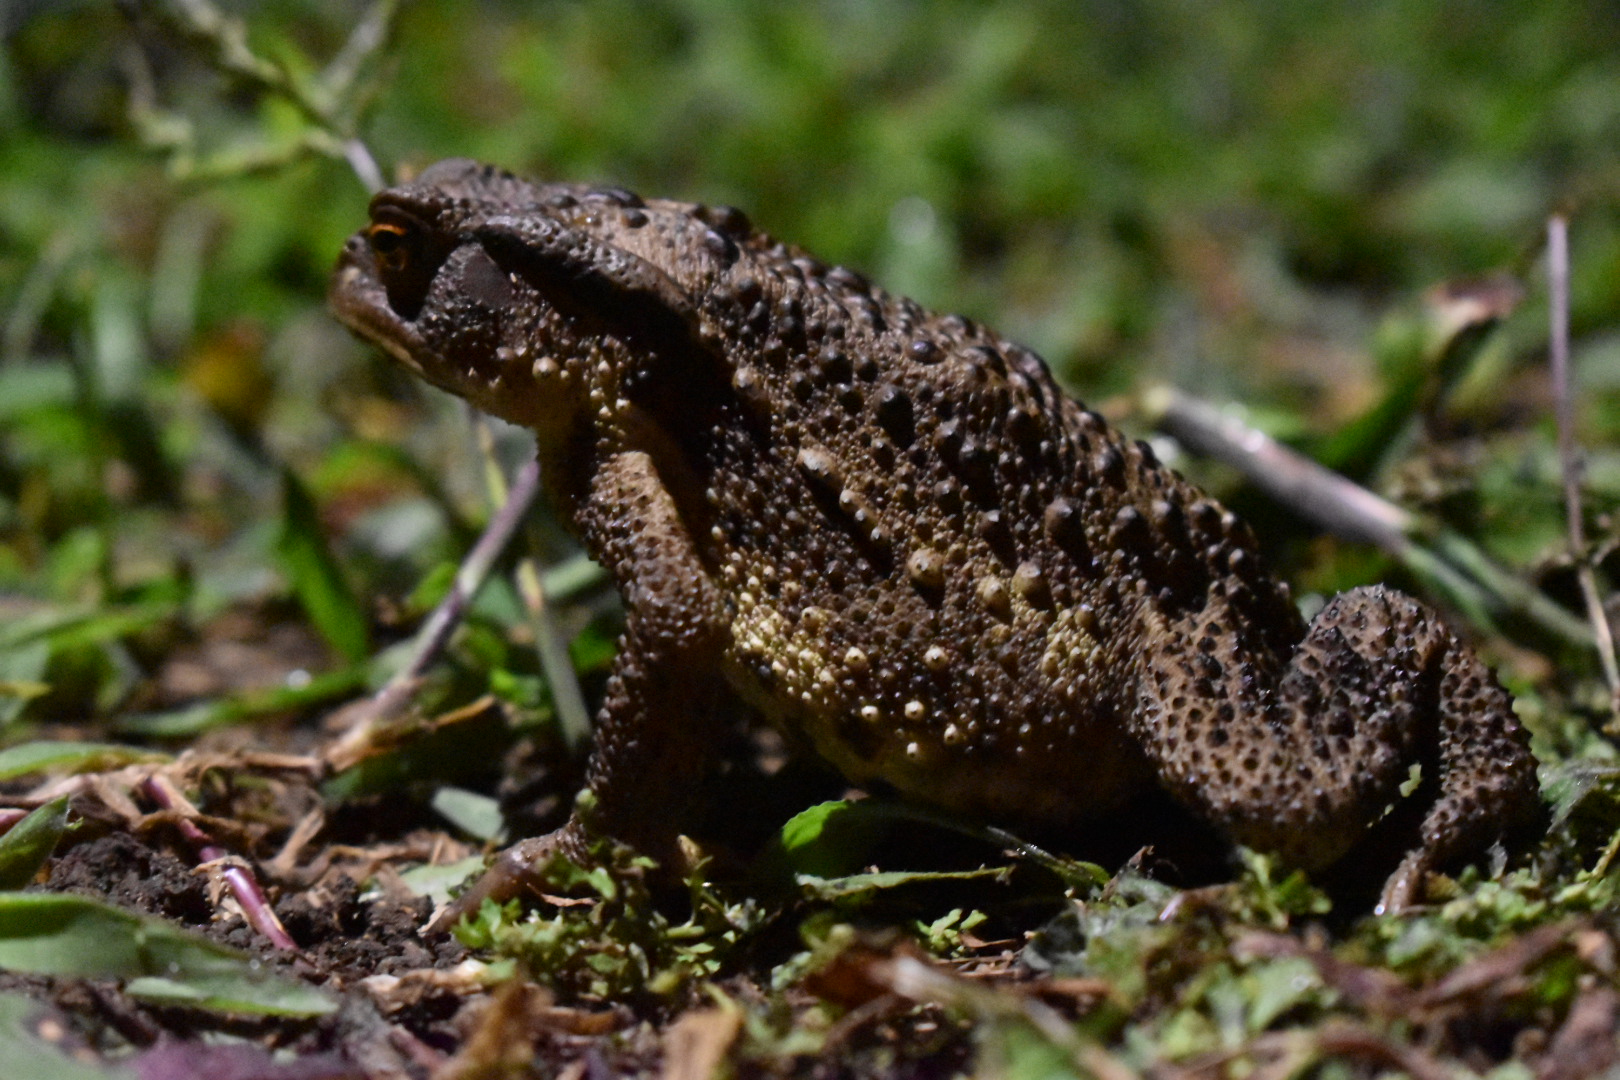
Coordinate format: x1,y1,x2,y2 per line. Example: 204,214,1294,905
424,829,583,936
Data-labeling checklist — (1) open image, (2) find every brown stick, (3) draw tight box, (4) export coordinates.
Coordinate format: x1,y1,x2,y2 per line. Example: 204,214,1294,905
1145,384,1594,649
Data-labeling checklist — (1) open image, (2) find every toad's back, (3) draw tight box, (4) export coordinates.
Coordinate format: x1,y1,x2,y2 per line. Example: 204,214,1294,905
634,242,1306,827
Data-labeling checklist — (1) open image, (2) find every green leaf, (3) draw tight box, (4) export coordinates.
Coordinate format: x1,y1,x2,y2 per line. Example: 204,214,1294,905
981,827,1112,892
1245,956,1322,1033
915,907,989,953
399,855,486,906
0,600,182,728
321,698,512,800
796,865,1010,901
1543,760,1620,829
0,362,76,421
274,468,369,663
0,601,178,655
770,799,919,879
0,741,167,781
432,785,506,841
113,664,367,737
0,797,71,889
0,892,335,1017
406,559,458,615
542,552,608,602
978,1018,1088,1080
766,799,1109,892
0,640,50,727
125,973,335,1017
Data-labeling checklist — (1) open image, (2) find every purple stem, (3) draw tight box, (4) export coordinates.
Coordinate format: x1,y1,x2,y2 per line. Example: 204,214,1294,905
143,779,298,951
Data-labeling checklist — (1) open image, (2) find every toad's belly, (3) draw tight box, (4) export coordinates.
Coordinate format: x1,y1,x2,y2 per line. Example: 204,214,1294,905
720,641,1154,830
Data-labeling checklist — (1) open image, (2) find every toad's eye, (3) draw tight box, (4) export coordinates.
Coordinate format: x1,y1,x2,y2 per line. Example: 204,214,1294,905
367,221,416,269
364,209,446,319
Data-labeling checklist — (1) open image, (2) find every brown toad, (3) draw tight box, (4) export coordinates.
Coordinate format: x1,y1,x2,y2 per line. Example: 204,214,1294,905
331,159,1541,919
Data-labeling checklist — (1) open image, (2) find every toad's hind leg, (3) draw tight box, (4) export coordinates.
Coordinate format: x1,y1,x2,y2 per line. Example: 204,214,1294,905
1137,585,1541,910
1370,602,1543,912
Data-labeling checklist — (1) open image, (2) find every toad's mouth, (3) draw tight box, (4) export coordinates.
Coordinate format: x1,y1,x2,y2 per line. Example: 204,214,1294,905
329,233,433,377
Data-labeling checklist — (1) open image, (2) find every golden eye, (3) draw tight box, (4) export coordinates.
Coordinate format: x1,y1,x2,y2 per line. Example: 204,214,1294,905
363,208,447,319
367,221,414,269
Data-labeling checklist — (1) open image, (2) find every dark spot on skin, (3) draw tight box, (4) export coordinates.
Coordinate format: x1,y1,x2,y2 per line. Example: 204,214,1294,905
909,339,942,364
597,186,644,208
873,384,915,446
967,345,1006,375
1094,445,1124,480
703,228,738,264
1006,406,1041,450
827,265,868,290
707,205,752,235
818,348,853,384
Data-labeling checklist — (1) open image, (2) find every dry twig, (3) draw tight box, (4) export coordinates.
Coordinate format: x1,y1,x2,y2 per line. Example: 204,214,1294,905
1145,383,1594,649
470,412,593,753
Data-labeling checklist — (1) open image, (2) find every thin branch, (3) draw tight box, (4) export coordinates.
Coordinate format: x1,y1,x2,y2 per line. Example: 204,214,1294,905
1548,215,1620,714
320,0,401,109
129,0,395,192
1148,387,1415,553
150,0,337,130
388,454,543,698
331,456,544,753
470,415,593,754
1145,384,1594,650
343,138,386,195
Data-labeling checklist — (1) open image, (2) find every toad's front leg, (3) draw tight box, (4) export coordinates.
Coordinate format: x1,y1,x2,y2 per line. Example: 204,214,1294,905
427,449,729,933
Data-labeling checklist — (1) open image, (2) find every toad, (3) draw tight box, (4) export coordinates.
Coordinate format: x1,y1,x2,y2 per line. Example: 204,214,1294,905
331,159,1541,921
